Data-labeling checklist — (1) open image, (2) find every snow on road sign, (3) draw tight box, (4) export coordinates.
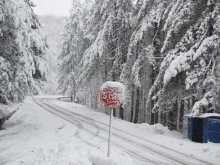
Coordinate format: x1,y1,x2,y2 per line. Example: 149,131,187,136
100,81,125,157
100,81,125,108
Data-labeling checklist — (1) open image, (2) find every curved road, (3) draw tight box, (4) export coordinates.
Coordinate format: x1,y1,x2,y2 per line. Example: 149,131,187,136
34,97,215,165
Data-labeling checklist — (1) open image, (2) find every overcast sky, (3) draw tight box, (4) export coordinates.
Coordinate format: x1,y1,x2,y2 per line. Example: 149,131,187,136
32,0,73,16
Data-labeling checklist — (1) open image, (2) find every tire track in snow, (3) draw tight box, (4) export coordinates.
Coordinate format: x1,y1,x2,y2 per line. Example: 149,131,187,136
47,98,216,165
34,98,99,148
42,99,101,148
41,98,179,165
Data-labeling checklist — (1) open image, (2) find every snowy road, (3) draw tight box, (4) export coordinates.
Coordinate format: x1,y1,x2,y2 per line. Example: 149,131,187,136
0,96,219,165
35,97,214,165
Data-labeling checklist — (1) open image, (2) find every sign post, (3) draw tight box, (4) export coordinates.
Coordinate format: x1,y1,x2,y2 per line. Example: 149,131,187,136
100,81,125,157
108,108,113,157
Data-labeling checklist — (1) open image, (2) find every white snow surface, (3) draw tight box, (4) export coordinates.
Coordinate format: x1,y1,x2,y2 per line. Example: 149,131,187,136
0,104,20,119
185,113,220,118
100,81,125,91
0,96,220,165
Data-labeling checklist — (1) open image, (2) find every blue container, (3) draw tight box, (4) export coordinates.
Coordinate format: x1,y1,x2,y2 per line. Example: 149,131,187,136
187,113,220,143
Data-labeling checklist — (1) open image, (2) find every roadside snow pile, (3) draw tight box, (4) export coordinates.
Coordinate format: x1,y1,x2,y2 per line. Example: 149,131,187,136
35,142,91,165
0,105,10,119
0,104,19,126
35,142,132,165
89,152,133,165
154,124,170,134
135,123,173,135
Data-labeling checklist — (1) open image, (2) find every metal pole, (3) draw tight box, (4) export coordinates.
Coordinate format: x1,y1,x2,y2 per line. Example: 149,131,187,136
107,109,113,157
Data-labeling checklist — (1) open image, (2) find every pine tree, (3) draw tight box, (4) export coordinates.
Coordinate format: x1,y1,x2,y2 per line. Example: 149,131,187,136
58,0,220,131
0,0,48,104
148,0,220,130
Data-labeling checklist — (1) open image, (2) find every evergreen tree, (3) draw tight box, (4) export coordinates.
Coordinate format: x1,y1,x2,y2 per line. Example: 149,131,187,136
58,0,220,131
0,0,48,104
58,0,87,102
148,0,220,130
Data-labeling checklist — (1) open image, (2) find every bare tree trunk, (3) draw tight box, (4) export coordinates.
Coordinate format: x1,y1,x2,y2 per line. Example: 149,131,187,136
119,105,124,120
134,87,140,123
89,81,93,107
130,84,135,122
73,80,76,102
132,87,137,123
158,110,161,124
176,98,181,131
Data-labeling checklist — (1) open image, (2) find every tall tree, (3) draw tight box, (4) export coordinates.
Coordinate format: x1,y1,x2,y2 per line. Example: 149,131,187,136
0,0,48,104
148,0,220,130
58,0,220,132
58,0,86,101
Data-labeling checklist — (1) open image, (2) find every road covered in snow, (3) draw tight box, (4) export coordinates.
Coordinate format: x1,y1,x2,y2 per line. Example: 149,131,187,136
0,96,220,165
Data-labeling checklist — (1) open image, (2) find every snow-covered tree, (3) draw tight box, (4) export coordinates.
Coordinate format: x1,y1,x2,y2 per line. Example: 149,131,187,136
58,0,90,101
0,0,48,104
58,0,220,131
148,0,220,130
39,15,65,95
119,0,168,123
58,0,133,111
75,0,133,116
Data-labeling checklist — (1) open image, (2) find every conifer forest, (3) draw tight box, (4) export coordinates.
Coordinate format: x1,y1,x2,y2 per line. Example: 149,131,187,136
1,0,220,132
1,1,220,164
57,0,220,131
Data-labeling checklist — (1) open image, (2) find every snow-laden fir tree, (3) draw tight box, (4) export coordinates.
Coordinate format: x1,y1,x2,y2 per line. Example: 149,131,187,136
120,0,168,123
58,0,220,131
58,0,133,114
58,0,89,102
39,15,65,95
76,0,133,116
148,0,220,130
0,0,48,104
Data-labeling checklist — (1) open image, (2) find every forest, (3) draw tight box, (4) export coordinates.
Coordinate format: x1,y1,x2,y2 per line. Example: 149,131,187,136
58,0,220,131
0,0,48,125
0,0,48,104
1,0,220,132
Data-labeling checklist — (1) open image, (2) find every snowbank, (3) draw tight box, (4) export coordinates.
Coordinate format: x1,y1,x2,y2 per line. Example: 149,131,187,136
35,142,133,165
0,104,19,126
0,97,133,165
50,98,220,164
35,142,92,165
89,152,132,165
135,123,173,135
1,97,220,165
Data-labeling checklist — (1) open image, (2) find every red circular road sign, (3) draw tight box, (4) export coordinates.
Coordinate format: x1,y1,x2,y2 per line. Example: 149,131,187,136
100,82,125,108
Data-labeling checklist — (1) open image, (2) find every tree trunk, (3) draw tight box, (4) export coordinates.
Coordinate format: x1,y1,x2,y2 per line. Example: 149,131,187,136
130,84,135,122
113,108,116,117
176,99,181,131
119,104,124,120
134,87,140,123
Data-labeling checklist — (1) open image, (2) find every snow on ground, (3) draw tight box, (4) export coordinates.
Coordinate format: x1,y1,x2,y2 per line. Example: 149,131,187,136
50,98,220,164
0,96,132,165
0,95,220,165
0,103,21,122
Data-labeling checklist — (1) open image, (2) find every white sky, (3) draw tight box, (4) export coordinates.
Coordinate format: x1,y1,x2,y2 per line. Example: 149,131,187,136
32,0,73,16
